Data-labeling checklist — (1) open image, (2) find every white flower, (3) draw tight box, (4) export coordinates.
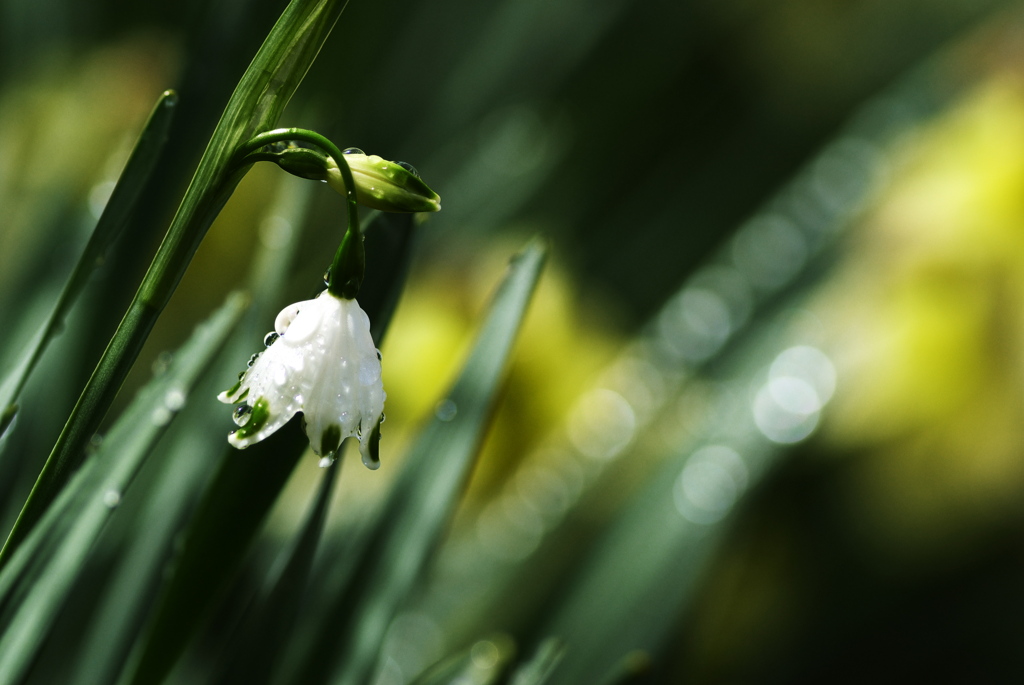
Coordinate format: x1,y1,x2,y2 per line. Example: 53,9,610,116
218,291,386,469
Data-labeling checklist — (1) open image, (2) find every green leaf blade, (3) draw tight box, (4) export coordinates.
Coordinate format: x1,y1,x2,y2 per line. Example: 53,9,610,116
1,0,348,568
0,89,178,442
288,237,547,685
119,204,418,685
0,292,248,685
213,461,341,685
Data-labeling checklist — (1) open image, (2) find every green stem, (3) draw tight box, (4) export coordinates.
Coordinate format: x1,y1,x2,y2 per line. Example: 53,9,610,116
0,0,347,569
0,90,178,439
234,127,363,298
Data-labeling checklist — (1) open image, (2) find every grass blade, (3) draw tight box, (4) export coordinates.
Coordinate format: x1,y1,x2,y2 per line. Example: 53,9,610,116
509,638,565,685
119,211,419,685
409,636,516,685
60,174,319,685
119,424,309,685
1,0,348,561
213,460,341,685
0,292,248,685
62,427,227,685
287,237,547,685
0,90,178,440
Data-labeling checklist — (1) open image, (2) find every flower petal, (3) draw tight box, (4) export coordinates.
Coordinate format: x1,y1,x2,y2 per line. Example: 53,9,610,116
220,291,386,463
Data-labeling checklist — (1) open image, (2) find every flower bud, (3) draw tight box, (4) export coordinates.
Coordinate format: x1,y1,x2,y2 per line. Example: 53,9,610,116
326,150,441,213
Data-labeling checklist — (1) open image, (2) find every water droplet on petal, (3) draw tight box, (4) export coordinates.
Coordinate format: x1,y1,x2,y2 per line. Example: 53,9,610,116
342,147,364,155
274,302,302,335
318,456,334,468
102,489,121,508
233,404,252,426
322,267,331,286
247,352,262,368
281,304,320,342
264,332,279,347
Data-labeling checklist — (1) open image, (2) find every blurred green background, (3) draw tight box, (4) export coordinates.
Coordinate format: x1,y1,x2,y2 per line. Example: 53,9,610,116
5,0,1024,682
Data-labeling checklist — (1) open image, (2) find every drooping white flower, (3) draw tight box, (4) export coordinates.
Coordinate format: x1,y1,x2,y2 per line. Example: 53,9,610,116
218,290,386,469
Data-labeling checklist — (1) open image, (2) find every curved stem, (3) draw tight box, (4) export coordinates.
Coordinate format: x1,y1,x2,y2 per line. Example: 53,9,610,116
235,128,363,298
236,150,287,167
0,0,348,567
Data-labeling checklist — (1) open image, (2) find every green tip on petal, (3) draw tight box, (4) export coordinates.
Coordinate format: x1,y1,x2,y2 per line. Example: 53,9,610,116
232,396,271,441
220,379,243,400
360,417,383,470
320,424,342,457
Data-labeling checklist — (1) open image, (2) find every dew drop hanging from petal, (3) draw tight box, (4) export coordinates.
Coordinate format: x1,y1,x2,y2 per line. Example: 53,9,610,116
233,405,252,426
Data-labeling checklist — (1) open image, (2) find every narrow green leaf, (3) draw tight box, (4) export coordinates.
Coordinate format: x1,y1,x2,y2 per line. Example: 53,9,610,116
537,445,734,685
119,212,418,685
118,424,309,685
0,487,79,624
62,426,226,685
595,652,654,685
509,638,566,685
0,90,178,441
0,406,16,442
63,175,319,685
0,292,248,685
409,636,516,685
287,237,547,685
213,461,341,685
0,0,348,562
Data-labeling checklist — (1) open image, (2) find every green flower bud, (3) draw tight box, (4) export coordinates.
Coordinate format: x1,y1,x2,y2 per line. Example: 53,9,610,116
326,150,441,213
